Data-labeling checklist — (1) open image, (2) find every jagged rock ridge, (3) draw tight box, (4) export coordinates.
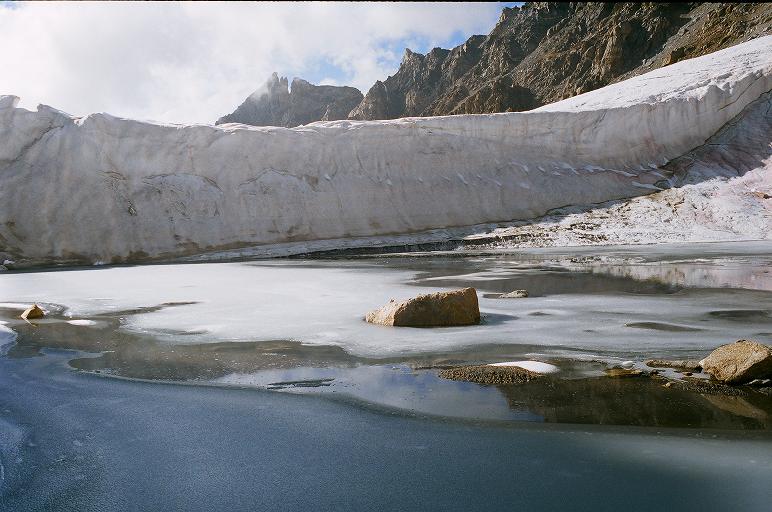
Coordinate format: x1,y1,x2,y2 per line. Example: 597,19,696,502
220,2,772,126
216,73,363,127
357,2,772,119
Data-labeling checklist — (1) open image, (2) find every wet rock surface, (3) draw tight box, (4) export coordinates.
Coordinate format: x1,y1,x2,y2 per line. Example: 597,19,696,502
645,359,702,371
439,364,541,385
605,367,644,378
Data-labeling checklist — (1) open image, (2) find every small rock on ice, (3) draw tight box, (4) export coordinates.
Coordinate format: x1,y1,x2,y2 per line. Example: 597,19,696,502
499,290,529,299
21,304,45,320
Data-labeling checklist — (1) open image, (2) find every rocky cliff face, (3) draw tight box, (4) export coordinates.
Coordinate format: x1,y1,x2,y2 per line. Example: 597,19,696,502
355,2,772,119
220,2,772,126
216,73,362,127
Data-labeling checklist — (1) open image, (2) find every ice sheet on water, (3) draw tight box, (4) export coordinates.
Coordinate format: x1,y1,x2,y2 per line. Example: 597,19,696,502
1,247,771,358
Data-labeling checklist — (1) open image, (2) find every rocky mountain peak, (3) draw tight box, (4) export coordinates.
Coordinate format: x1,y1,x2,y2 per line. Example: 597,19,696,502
348,80,390,120
289,77,313,91
218,2,772,126
216,74,362,127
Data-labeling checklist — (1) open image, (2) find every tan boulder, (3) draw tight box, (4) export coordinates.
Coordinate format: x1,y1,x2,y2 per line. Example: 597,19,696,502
365,287,480,327
21,304,45,320
700,340,772,384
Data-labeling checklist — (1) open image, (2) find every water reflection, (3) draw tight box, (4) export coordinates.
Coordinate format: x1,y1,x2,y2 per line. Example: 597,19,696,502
408,254,772,294
495,374,772,429
583,260,772,292
208,362,772,429
216,365,541,422
1,242,771,428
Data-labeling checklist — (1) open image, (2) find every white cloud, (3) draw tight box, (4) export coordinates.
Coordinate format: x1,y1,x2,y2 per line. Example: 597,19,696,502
318,78,341,87
0,2,502,123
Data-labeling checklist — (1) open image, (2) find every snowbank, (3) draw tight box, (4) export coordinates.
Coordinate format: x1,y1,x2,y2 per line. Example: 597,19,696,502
464,89,772,249
1,37,770,266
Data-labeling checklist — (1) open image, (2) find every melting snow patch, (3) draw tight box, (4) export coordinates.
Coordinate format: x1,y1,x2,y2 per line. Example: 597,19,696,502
488,361,560,374
67,319,97,326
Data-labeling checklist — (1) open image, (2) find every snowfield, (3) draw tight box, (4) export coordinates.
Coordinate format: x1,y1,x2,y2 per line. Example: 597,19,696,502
0,36,771,266
464,89,772,249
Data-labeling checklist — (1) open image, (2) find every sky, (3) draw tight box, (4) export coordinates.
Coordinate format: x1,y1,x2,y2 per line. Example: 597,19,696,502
0,1,521,124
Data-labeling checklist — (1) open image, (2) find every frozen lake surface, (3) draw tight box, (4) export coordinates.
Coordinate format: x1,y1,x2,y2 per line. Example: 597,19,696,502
1,241,771,425
2,241,771,358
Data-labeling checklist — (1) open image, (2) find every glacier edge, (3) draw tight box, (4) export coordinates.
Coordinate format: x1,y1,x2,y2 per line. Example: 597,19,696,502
0,36,771,267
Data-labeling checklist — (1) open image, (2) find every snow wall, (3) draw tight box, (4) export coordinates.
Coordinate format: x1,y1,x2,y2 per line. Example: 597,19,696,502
1,36,771,266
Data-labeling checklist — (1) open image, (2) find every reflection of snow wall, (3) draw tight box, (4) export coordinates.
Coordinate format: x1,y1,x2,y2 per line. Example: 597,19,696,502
1,36,771,266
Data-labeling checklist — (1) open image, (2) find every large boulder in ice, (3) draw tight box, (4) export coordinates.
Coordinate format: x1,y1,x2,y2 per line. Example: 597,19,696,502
700,340,772,384
365,287,480,327
0,37,770,267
